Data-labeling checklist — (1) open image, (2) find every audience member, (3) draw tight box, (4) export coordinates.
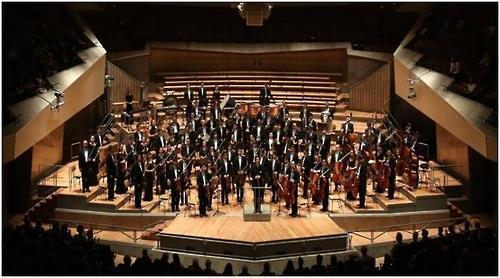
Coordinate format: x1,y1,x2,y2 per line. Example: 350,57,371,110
222,263,234,276
260,261,275,276
238,265,250,276
310,254,327,275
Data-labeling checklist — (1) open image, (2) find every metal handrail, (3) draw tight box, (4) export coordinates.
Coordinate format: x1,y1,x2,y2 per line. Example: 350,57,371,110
347,216,468,248
50,217,161,243
37,164,69,188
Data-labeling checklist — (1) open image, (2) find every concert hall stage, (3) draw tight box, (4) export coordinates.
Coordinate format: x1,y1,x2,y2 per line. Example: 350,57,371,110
157,213,348,260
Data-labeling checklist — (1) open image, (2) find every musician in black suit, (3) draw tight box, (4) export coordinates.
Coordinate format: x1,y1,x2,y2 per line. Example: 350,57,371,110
290,162,301,217
279,101,289,125
78,140,91,193
268,153,281,203
87,138,100,187
179,156,192,206
250,156,264,213
143,155,155,201
212,104,222,122
233,149,248,203
259,82,273,106
387,150,397,200
131,155,144,209
169,158,181,212
134,130,145,148
198,82,208,107
318,131,332,160
170,119,181,143
197,164,211,217
286,146,299,165
184,84,195,120
341,116,354,134
106,144,118,200
300,153,314,198
125,89,134,124
357,156,369,208
212,85,221,106
218,153,232,205
319,160,331,212
300,103,312,129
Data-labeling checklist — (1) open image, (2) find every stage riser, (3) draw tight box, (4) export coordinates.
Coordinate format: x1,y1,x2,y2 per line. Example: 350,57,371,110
158,234,348,260
372,195,416,213
330,209,451,232
54,208,176,229
399,187,448,211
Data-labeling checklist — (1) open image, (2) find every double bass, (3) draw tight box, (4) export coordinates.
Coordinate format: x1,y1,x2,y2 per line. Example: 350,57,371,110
373,160,390,193
308,170,320,198
344,167,359,201
278,174,292,207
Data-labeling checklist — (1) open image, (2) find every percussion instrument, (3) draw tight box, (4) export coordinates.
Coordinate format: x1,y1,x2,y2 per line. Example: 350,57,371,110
238,102,249,115
268,104,280,117
249,103,261,118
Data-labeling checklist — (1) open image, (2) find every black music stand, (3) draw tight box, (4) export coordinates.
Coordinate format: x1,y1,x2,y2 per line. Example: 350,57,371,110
212,187,226,217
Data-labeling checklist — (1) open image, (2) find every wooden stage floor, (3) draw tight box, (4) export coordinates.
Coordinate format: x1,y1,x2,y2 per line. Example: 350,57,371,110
162,213,345,243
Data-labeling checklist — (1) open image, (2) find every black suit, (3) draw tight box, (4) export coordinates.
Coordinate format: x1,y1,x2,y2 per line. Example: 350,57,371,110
233,155,247,202
184,88,195,119
250,163,264,213
197,171,212,216
198,86,208,107
169,164,181,211
318,134,332,159
259,86,272,106
106,153,118,200
218,159,232,204
268,159,281,202
290,169,301,216
301,155,314,198
78,148,91,192
131,162,144,208
358,162,368,208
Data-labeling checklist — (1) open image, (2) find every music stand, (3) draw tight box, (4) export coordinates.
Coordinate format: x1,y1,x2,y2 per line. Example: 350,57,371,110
252,185,267,214
212,187,226,216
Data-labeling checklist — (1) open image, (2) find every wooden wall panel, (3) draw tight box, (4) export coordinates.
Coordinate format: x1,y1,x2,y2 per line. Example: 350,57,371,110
106,61,143,111
436,124,470,184
31,125,64,184
149,48,347,82
349,63,390,112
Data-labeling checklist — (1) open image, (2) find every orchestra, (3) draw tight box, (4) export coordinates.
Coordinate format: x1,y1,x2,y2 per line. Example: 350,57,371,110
76,83,423,216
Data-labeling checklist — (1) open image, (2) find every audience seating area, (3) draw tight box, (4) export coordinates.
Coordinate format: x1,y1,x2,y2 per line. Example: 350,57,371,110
3,4,95,111
406,3,497,123
4,219,496,275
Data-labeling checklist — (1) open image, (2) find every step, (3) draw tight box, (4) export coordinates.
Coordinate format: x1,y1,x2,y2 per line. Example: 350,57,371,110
372,193,415,213
344,198,386,213
118,195,162,213
88,192,131,211
399,186,448,210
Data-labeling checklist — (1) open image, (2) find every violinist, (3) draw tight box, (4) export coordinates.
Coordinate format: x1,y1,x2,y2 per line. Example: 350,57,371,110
269,152,282,203
170,118,180,142
169,157,181,212
279,100,289,125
